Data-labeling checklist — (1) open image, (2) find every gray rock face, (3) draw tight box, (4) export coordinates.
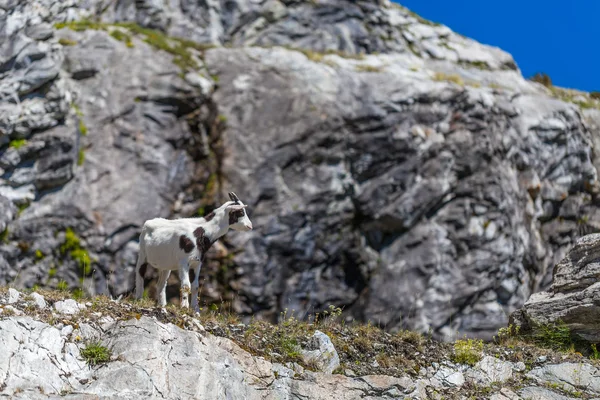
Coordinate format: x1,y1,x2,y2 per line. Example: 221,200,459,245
510,233,600,342
1,0,600,342
206,44,597,340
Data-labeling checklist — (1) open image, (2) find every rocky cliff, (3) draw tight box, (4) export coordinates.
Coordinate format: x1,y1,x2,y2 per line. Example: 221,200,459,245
3,287,600,400
2,0,600,341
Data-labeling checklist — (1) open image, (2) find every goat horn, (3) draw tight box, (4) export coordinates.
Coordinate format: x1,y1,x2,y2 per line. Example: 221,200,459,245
230,192,240,202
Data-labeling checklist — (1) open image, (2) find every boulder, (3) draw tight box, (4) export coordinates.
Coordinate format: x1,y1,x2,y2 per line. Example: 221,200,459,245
510,234,600,342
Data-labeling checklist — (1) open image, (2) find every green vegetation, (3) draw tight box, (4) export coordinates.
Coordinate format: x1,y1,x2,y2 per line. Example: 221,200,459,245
9,139,27,149
48,267,57,278
433,72,464,86
453,338,484,366
58,38,77,46
109,29,134,47
59,228,92,276
57,280,69,291
55,20,214,73
528,320,575,352
78,149,85,166
34,249,44,261
80,340,112,366
0,228,9,243
78,120,88,136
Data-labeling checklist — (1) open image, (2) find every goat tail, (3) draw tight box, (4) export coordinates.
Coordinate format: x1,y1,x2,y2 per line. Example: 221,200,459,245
134,230,148,299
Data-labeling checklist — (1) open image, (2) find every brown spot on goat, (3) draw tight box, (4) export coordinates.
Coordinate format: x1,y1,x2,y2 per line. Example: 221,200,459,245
179,235,195,253
204,211,215,222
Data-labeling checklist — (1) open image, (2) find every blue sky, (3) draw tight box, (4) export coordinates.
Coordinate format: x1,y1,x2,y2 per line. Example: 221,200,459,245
396,0,599,92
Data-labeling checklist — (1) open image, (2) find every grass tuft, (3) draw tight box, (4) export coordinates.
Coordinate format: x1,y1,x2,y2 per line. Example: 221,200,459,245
80,340,111,366
453,338,483,366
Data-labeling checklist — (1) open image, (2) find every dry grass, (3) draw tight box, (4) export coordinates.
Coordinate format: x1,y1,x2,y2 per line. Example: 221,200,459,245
2,287,600,382
433,72,464,86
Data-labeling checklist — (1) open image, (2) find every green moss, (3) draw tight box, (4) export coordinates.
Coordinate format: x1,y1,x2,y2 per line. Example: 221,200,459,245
217,114,227,124
453,338,483,366
48,267,57,278
211,74,220,83
80,340,111,366
34,249,44,261
78,149,85,166
78,120,88,136
58,38,77,46
9,139,27,149
60,228,92,276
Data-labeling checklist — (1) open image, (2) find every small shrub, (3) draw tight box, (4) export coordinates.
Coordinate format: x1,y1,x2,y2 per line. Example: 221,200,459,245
453,338,484,366
529,320,573,351
48,267,57,278
60,228,92,276
57,280,69,291
80,340,111,366
590,91,600,100
530,72,552,88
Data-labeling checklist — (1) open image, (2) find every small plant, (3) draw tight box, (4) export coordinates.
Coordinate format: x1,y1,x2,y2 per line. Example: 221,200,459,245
72,288,85,300
590,91,600,100
453,338,484,366
57,280,69,291
60,228,92,276
529,320,573,351
78,119,88,136
78,149,85,166
80,340,111,366
9,139,27,149
530,72,552,88
591,344,600,360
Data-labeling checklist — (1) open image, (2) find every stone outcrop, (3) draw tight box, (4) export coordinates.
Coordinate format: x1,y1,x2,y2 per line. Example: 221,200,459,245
2,288,600,400
510,233,600,342
2,0,600,341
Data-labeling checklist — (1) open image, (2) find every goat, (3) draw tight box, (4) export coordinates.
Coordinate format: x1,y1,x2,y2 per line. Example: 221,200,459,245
134,192,253,311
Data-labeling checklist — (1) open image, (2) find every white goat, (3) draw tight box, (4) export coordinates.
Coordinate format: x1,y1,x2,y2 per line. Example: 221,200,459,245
134,192,253,311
